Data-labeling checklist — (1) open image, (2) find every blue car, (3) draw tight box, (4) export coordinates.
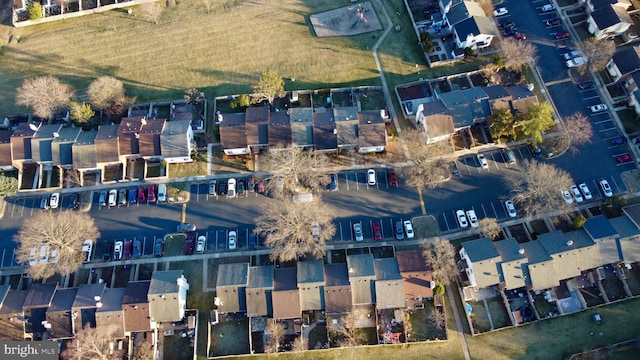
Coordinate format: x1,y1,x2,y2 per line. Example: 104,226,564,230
128,186,137,204
133,240,141,258
611,136,627,146
248,233,256,249
328,174,338,191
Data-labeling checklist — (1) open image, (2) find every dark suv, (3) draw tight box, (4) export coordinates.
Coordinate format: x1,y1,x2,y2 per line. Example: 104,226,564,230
395,221,405,240
154,238,165,257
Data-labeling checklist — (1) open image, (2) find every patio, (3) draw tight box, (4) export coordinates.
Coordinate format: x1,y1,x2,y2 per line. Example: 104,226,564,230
208,317,250,357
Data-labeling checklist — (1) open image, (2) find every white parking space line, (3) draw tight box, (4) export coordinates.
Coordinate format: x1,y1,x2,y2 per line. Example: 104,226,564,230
339,223,344,241
490,153,500,170
599,127,617,132
582,95,600,101
442,213,451,231
490,202,499,219
610,176,623,193
594,119,612,125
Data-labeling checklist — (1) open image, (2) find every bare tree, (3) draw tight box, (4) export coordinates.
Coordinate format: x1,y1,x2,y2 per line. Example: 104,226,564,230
476,0,494,16
132,341,154,360
478,218,502,240
61,324,122,360
15,75,74,121
563,112,593,154
422,238,458,285
500,38,538,71
14,211,99,279
260,145,329,193
140,3,163,24
403,130,454,189
506,160,574,218
584,37,616,74
428,306,446,331
252,69,286,104
329,309,367,347
265,321,285,353
291,336,307,352
0,175,18,197
482,63,501,84
87,76,134,117
256,197,335,262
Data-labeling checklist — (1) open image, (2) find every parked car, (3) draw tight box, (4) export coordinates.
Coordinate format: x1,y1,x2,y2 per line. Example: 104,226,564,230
477,154,489,169
99,190,107,207
196,236,206,253
256,181,265,194
393,221,404,240
546,18,562,26
372,222,382,241
499,21,516,30
49,192,60,209
493,7,508,16
328,174,338,191
133,239,142,258
39,245,49,264
562,50,582,60
138,187,146,203
157,184,167,202
555,31,570,39
118,188,127,206
129,186,137,204
616,153,633,163
466,210,479,228
503,28,520,37
353,223,364,242
562,189,574,204
227,178,236,198
599,179,613,197
571,185,584,203
40,196,50,210
108,189,118,207
248,176,255,192
542,4,556,12
514,32,527,40
503,149,516,164
577,81,594,90
611,136,627,146
590,104,608,113
50,248,59,264
82,239,93,262
566,57,587,68
579,183,593,200
29,248,38,266
123,239,133,259
209,180,217,195
367,169,376,186
248,233,256,249
404,220,414,239
184,235,195,255
103,242,114,261
154,238,164,257
148,184,156,202
529,145,542,157
452,162,460,176
113,241,123,261
177,223,196,233
505,200,516,218
387,168,398,186
217,180,228,196
237,179,246,196
228,231,237,250
456,210,469,228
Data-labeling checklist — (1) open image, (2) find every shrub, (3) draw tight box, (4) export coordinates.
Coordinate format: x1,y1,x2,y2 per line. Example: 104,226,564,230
230,94,250,109
26,1,43,20
572,214,586,229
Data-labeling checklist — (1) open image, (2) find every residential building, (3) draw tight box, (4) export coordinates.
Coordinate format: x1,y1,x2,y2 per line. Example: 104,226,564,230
72,283,106,334
297,261,325,312
51,127,81,169
289,107,315,147
346,254,376,306
22,283,57,339
122,281,152,335
148,270,189,323
94,124,121,181
0,130,14,170
272,267,300,320
246,266,274,318
587,0,633,38
245,105,270,152
606,46,640,83
312,111,338,153
160,119,194,163
334,106,359,149
373,258,405,310
216,263,249,313
396,250,433,309
416,100,455,144
323,263,352,315
95,288,126,339
443,0,496,52
493,238,528,291
520,240,557,291
582,215,623,265
219,113,248,155
138,118,166,159
45,288,78,340
267,111,292,149
538,231,599,284
0,288,27,340
357,111,387,153
459,237,501,290
71,129,98,173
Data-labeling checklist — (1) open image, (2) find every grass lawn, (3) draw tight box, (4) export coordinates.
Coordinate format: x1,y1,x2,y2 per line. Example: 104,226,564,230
465,297,640,360
163,333,193,360
624,265,640,296
467,300,491,333
164,233,187,257
532,292,557,319
210,318,250,357
485,297,510,329
407,302,446,341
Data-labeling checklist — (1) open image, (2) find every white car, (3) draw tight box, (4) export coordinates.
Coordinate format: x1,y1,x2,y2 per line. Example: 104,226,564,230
477,154,489,169
50,248,59,264
541,4,556,12
108,189,118,207
196,236,206,253
571,185,584,203
562,189,574,204
367,169,376,186
39,245,49,265
404,220,415,239
49,193,60,209
456,210,469,228
466,210,479,228
566,57,587,68
113,240,123,261
227,178,236,198
505,200,516,218
228,231,237,249
82,239,93,262
494,7,508,16
590,104,608,113
579,183,593,200
599,179,613,198
563,50,583,60
353,223,364,242
29,248,38,266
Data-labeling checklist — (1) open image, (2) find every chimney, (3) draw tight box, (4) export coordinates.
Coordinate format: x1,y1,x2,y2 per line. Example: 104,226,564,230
567,240,574,246
518,248,525,255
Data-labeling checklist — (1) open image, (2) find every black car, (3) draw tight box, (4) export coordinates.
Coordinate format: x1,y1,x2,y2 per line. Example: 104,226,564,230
154,238,165,257
217,181,227,196
247,175,255,192
328,174,338,191
103,242,114,261
499,21,516,30
248,233,256,249
577,81,594,90
72,193,80,210
545,18,562,27
237,179,246,196
529,145,542,157
503,28,519,37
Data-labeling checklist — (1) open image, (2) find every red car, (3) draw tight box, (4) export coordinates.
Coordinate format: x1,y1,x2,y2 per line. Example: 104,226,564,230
387,168,398,186
616,153,633,163
184,235,195,255
372,222,382,241
138,187,146,203
555,31,569,39
148,185,156,202
123,239,133,259
514,32,527,40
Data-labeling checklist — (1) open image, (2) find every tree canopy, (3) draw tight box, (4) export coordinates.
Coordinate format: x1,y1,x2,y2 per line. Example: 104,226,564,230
260,145,328,193
422,238,458,285
15,75,74,120
403,130,453,189
87,76,133,116
61,324,122,360
69,101,95,128
491,103,555,145
15,211,99,279
0,175,18,197
500,38,537,71
252,69,285,104
563,112,593,154
584,37,616,74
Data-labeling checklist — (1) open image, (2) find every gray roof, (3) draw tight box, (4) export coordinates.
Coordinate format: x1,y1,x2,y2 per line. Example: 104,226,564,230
324,263,350,287
347,254,376,278
0,291,28,340
247,266,274,289
482,85,510,100
48,288,77,312
11,122,39,160
46,288,77,339
73,283,106,309
313,111,337,151
446,0,484,26
122,281,151,305
323,285,352,314
357,111,386,149
538,230,594,255
23,282,57,309
52,127,80,166
274,267,298,291
520,238,553,264
149,270,184,294
0,285,10,305
217,263,249,287
420,99,448,116
396,250,430,273
609,215,640,239
351,277,375,305
32,124,63,162
94,124,119,163
297,261,325,284
454,16,496,41
72,129,97,169
268,111,292,147
583,215,619,240
290,107,314,146
0,290,27,315
438,87,491,128
494,237,527,262
623,204,640,229
612,46,640,76
161,120,192,158
592,4,632,29
461,237,500,262
374,258,402,281
96,288,126,312
614,215,640,263
374,280,405,310
494,238,527,290
34,124,63,139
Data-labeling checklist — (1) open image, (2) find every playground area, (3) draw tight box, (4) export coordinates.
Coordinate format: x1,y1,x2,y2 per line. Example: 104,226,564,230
310,1,383,37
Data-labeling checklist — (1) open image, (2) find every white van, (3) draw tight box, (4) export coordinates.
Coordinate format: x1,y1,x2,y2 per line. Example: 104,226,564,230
157,184,167,202
292,193,314,203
